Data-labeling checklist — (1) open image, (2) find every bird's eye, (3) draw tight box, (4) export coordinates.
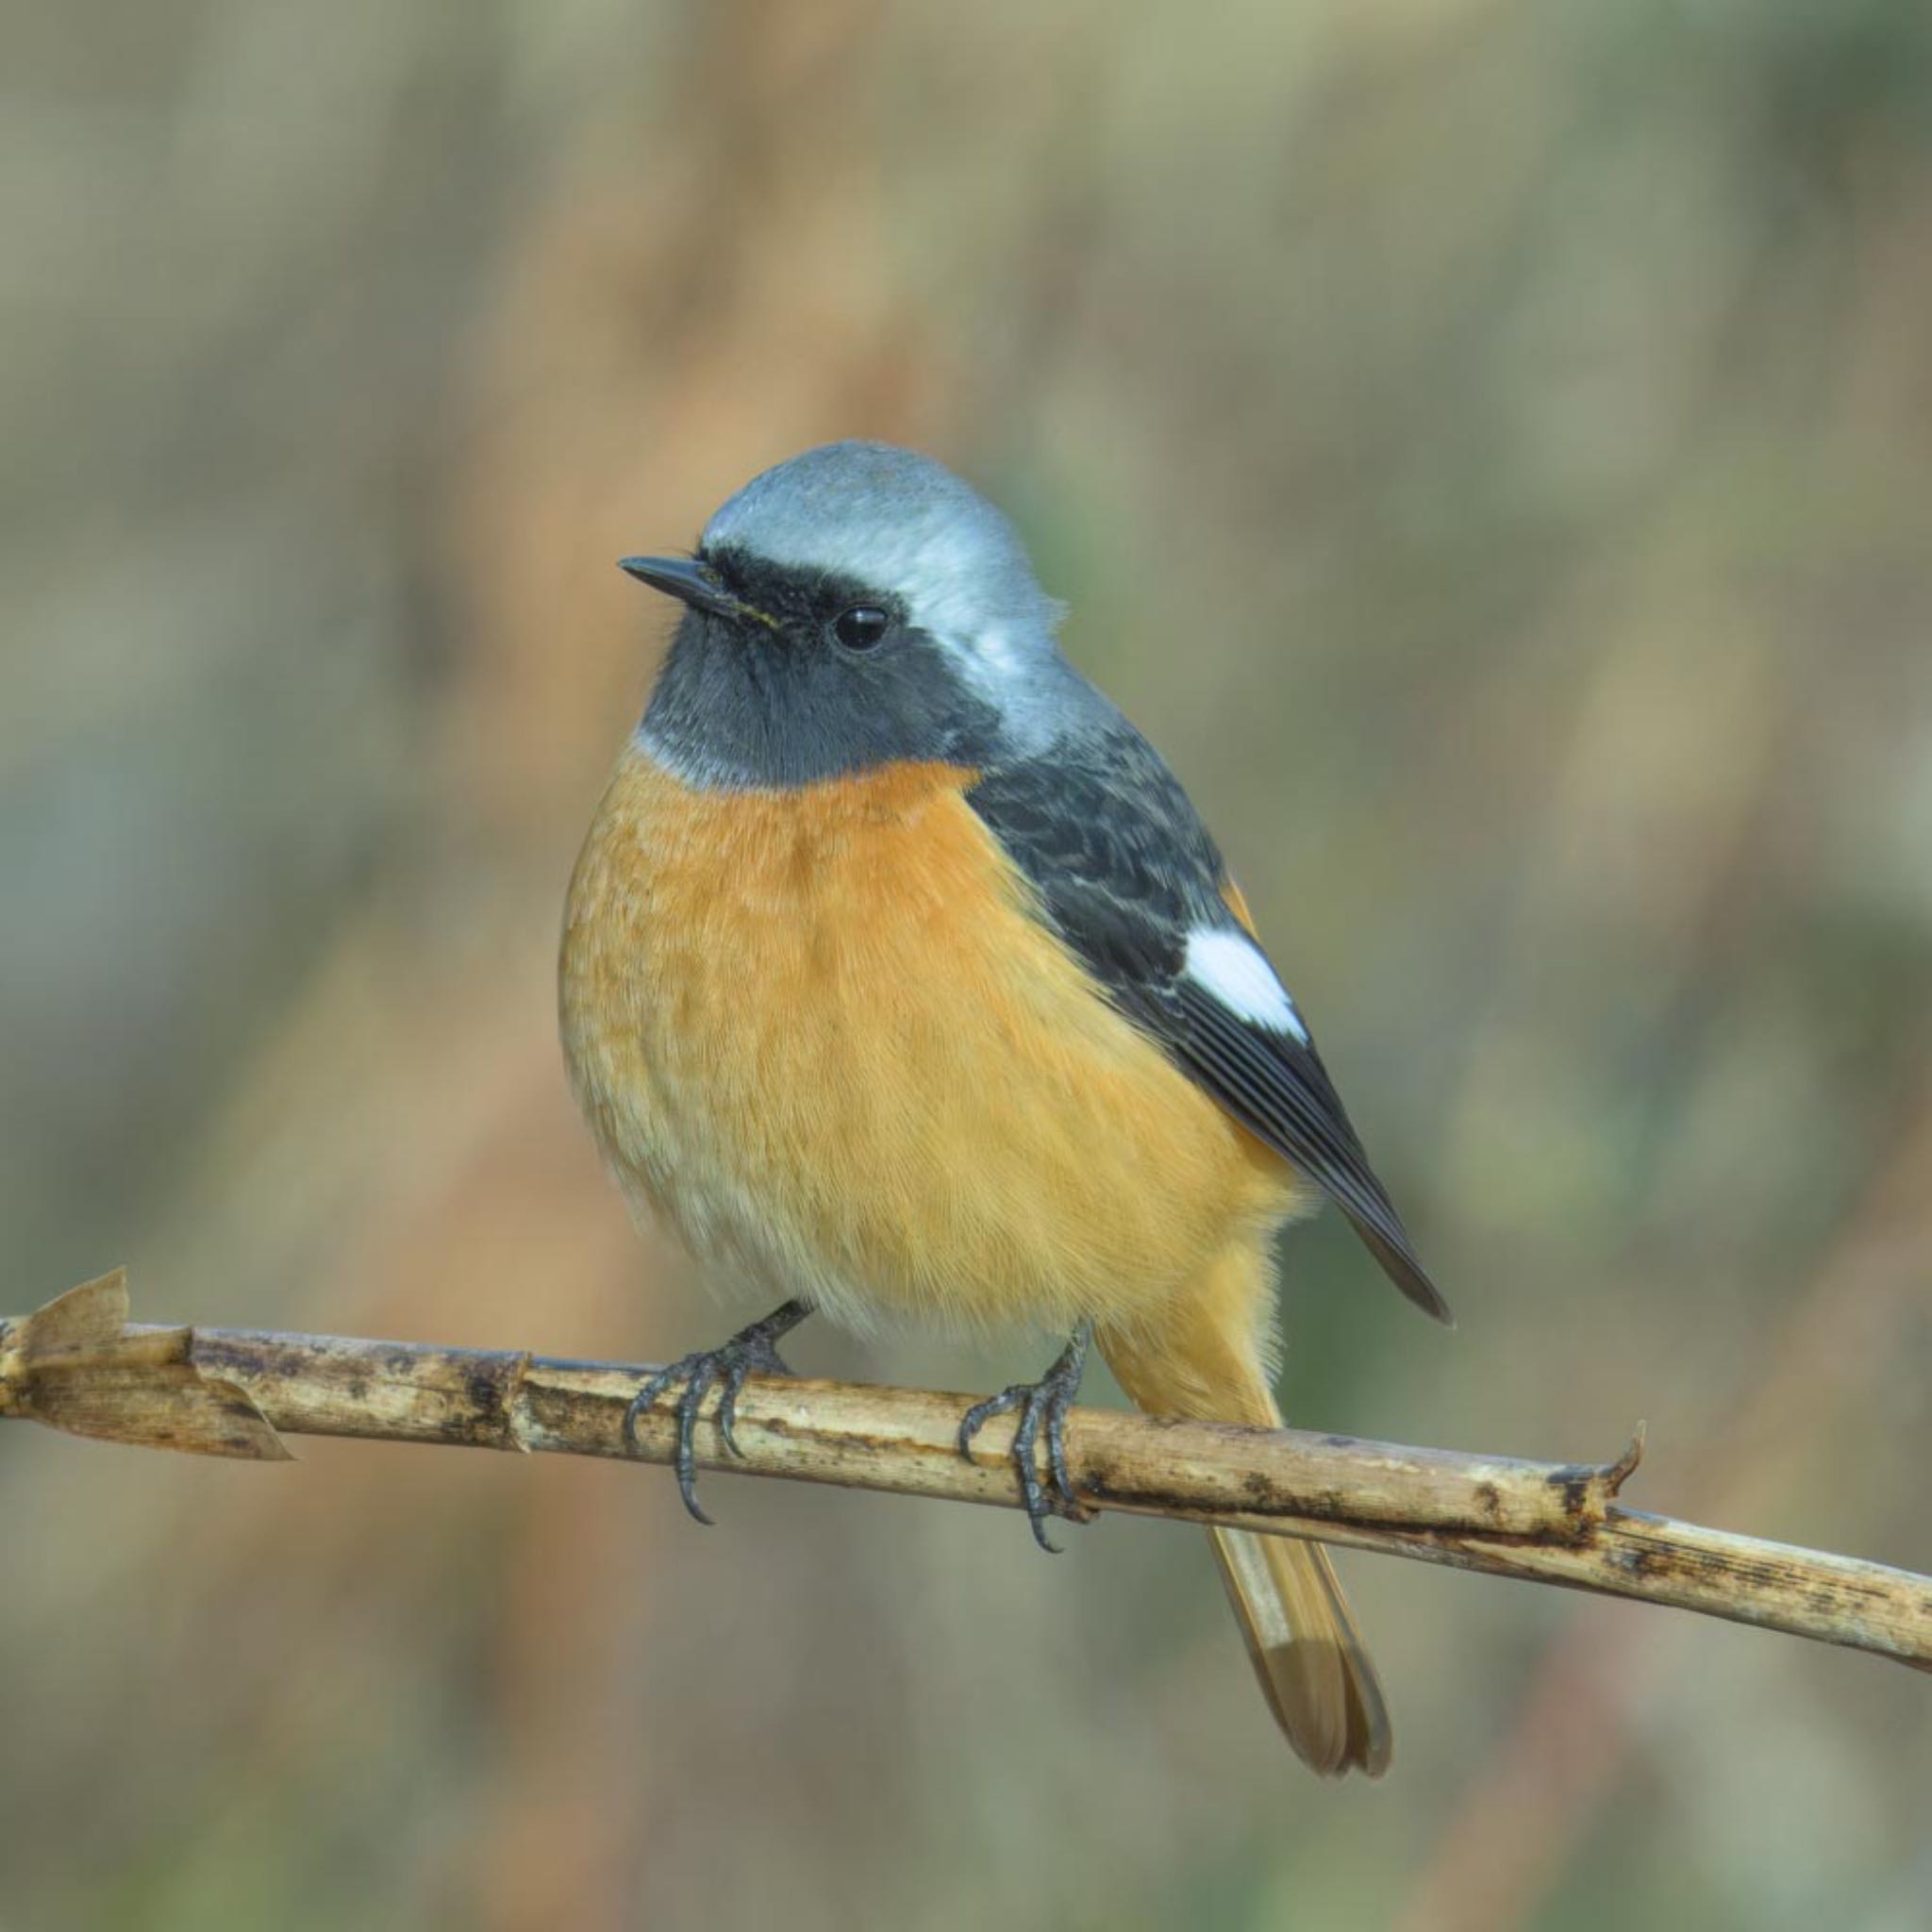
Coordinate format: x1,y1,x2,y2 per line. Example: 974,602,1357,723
833,606,891,651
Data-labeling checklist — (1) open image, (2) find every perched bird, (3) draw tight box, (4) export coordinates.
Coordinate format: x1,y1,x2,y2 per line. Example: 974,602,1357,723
559,441,1449,1777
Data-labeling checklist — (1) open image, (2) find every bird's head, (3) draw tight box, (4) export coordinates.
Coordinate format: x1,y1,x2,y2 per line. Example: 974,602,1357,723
623,441,1083,788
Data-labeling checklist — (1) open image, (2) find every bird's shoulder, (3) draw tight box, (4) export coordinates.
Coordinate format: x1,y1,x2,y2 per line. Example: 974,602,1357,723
966,711,1232,981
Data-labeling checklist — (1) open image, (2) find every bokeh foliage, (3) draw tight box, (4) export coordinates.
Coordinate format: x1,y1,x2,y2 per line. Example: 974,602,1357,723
5,4,1930,1927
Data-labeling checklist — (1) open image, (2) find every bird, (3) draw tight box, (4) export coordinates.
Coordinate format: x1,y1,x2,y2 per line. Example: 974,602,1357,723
558,440,1450,1777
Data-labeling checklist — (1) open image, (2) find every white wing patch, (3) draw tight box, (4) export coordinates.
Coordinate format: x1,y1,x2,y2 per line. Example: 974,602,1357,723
1183,927,1309,1043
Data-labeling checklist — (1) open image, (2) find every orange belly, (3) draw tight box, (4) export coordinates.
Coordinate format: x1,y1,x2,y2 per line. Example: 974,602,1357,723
558,744,1302,1337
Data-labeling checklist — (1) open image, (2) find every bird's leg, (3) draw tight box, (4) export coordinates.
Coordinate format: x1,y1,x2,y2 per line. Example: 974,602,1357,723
958,1321,1098,1553
623,1298,811,1524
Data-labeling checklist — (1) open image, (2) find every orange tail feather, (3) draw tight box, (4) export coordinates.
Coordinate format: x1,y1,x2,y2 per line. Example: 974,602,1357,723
1098,1253,1391,1777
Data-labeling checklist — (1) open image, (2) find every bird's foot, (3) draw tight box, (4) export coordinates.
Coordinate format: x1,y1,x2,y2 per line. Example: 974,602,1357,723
623,1298,810,1524
958,1322,1098,1553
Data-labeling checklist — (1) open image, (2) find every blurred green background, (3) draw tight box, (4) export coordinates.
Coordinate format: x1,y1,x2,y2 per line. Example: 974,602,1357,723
6,3,1931,1927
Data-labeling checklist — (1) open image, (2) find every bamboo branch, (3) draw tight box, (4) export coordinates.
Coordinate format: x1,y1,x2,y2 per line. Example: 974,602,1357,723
5,1271,1927,1671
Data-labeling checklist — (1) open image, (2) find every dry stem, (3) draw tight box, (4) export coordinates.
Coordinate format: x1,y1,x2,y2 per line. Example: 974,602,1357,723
4,1271,1926,1671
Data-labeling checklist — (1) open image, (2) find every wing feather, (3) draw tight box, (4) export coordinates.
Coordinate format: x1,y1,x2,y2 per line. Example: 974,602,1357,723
968,723,1450,1324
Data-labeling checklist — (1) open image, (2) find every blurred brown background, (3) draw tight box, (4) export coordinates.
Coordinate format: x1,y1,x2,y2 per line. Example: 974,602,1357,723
7,3,1931,1927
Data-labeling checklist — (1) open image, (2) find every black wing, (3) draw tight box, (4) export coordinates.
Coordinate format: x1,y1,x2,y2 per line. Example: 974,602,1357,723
968,724,1451,1324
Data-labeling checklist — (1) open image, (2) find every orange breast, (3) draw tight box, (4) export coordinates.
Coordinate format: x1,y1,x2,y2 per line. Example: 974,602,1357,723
558,744,1300,1337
